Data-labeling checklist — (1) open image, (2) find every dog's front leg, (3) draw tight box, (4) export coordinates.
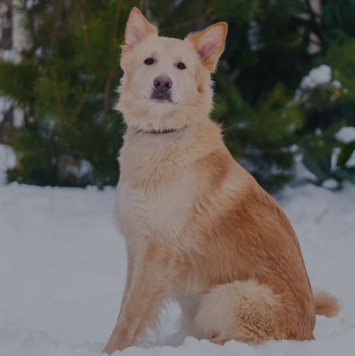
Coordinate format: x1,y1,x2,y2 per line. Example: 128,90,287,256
103,241,174,354
116,245,134,319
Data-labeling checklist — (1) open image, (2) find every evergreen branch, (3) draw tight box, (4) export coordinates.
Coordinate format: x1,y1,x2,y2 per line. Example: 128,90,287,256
79,1,99,68
159,0,187,28
69,91,88,126
102,0,123,126
249,115,297,136
52,78,88,127
112,0,124,41
102,60,120,126
169,4,214,31
51,78,68,126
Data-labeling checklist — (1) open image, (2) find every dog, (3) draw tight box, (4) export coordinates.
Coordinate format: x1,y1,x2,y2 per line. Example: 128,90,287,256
103,7,339,354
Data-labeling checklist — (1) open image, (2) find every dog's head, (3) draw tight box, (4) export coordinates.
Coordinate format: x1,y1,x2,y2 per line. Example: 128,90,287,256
117,7,227,133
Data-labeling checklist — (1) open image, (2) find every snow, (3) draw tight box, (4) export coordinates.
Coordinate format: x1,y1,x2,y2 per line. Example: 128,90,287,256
247,21,265,52
0,97,12,122
300,65,332,90
291,65,334,105
336,126,355,144
1,158,355,355
331,80,342,89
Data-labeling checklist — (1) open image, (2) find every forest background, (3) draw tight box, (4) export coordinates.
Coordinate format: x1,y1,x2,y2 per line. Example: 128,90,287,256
1,0,355,192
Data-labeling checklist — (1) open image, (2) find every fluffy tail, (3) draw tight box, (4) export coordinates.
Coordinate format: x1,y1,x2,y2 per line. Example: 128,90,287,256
314,290,340,317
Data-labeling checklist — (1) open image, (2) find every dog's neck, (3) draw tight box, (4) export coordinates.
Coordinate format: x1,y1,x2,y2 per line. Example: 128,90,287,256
136,128,178,135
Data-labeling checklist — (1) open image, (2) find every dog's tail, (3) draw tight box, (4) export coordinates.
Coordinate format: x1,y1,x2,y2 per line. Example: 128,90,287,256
314,290,340,317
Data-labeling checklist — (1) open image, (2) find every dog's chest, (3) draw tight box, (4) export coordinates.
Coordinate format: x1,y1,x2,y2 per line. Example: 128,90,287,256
116,167,197,243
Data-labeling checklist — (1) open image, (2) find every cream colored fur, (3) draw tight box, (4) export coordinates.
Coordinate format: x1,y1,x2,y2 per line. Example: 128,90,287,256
103,8,339,355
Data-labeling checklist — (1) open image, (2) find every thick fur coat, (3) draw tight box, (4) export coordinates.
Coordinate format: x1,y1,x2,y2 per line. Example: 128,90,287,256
103,8,339,354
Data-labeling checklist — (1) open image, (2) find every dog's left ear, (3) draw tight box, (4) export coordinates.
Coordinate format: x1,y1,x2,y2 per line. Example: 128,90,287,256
125,7,158,47
187,23,228,72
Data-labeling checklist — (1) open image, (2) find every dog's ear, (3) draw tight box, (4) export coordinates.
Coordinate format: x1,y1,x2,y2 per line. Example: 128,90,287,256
187,23,228,72
125,7,158,47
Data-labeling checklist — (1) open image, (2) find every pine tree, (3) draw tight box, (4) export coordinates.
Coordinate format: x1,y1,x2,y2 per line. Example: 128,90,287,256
1,0,354,190
2,0,129,187
295,0,355,187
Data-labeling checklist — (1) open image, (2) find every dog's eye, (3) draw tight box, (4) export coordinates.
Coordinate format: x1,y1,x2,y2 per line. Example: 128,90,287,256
177,62,186,70
144,58,155,65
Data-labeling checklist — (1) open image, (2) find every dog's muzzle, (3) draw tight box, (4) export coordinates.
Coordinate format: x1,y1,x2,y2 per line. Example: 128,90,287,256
151,75,173,103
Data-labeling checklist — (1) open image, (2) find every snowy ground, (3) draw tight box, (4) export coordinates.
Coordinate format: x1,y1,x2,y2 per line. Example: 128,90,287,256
1,145,355,355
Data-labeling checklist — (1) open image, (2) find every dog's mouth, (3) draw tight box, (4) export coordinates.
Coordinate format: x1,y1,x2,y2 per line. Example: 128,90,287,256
146,90,176,104
151,91,172,103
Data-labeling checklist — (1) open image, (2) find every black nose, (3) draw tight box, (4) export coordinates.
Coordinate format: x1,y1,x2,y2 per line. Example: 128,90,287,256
154,76,172,92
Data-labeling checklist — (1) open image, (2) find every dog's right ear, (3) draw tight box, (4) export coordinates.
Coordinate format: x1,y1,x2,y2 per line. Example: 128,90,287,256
125,7,158,47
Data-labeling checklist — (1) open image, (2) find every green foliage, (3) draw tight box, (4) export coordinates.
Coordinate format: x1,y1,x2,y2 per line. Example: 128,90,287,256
321,0,355,45
301,130,355,187
2,0,126,187
301,124,339,186
1,0,354,191
295,39,355,187
0,61,38,106
338,140,355,167
214,75,303,191
7,122,65,186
